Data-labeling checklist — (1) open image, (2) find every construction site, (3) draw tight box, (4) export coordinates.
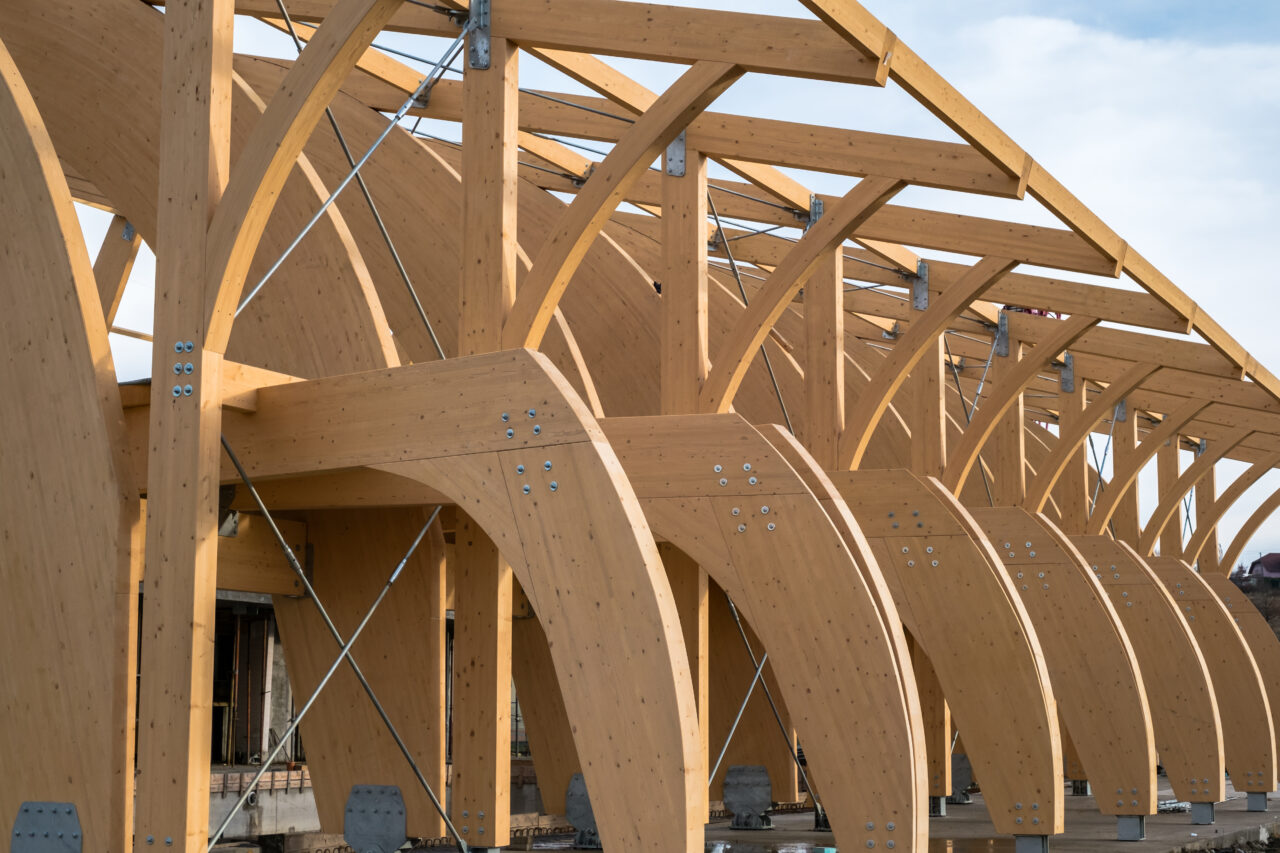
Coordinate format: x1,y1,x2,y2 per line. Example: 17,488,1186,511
2,1,1280,851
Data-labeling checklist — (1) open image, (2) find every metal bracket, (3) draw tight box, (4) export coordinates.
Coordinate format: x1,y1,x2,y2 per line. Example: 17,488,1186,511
1247,791,1269,812
121,222,136,242
881,322,900,341
995,311,1010,357
665,131,686,177
804,194,823,233
343,785,406,853
911,259,929,310
467,0,491,69
11,802,82,852
1013,836,1049,853
1058,352,1075,393
1116,814,1145,841
1115,399,1128,422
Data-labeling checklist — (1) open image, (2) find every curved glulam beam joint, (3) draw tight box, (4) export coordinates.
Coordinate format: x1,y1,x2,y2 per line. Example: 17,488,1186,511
501,60,742,350
1183,451,1280,565
837,255,1018,470
1085,398,1213,536
940,314,1097,495
698,176,907,414
1221,486,1280,575
1137,428,1253,556
1022,361,1160,514
204,0,407,352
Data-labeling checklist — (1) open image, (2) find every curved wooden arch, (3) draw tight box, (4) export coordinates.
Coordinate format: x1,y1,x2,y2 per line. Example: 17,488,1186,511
829,468,1064,835
697,176,907,413
968,508,1157,816
501,60,743,350
1183,451,1280,566
1147,556,1276,793
1085,398,1212,535
206,349,702,852
1137,428,1252,556
204,0,410,351
0,37,140,852
838,256,1019,470
1222,485,1280,574
601,414,926,852
940,314,1097,494
1201,572,1280,783
1069,537,1224,804
1022,361,1158,513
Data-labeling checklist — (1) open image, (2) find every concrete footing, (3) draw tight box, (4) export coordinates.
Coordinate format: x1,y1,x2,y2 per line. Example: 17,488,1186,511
1116,814,1146,841
1191,801,1216,824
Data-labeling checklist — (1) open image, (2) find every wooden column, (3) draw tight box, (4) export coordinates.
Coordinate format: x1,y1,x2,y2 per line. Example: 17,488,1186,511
511,608,582,816
451,512,513,847
93,213,142,326
910,337,946,479
908,340,951,801
1055,374,1090,534
1157,442,1182,556
459,38,518,354
658,141,711,818
1110,403,1142,543
987,339,1026,505
803,250,844,469
1195,463,1220,573
659,143,708,414
134,1,232,849
661,544,709,817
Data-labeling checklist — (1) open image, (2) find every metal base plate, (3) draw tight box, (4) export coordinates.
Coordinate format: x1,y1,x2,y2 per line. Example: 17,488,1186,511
1190,801,1215,825
929,796,946,817
1117,814,1146,841
1247,791,1269,812
1014,835,1050,853
11,802,81,852
343,785,406,853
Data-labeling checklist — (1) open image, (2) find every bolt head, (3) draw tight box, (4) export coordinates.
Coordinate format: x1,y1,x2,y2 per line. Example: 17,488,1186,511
533,425,542,435
517,465,525,474
522,485,531,494
506,428,514,438
714,464,723,473
544,461,552,470
501,412,509,422
743,463,752,471
549,481,558,491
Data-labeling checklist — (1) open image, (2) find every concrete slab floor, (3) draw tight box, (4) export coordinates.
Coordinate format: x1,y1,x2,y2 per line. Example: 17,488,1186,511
700,779,1277,852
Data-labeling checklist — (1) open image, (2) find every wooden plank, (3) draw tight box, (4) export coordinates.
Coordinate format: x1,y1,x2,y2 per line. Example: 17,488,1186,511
908,638,952,798
214,514,307,596
1184,454,1280,567
459,37,518,355
970,508,1156,816
1148,557,1276,794
273,508,447,837
93,213,141,326
835,468,1063,835
1221,487,1280,575
1155,444,1183,557
0,34,139,852
502,61,742,350
839,257,1018,470
660,148,709,414
1054,375,1090,533
699,177,907,413
1194,465,1220,574
451,511,514,846
1069,537,1224,803
804,250,845,468
133,0,232,847
910,338,947,478
1110,407,1143,543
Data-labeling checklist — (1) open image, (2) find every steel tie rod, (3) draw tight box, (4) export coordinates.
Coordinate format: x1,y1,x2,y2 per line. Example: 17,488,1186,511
709,651,769,786
237,20,473,317
219,437,469,852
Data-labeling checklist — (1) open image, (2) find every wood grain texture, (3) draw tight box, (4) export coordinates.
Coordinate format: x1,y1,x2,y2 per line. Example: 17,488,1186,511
1147,557,1276,792
834,468,1063,834
1069,537,1225,802
273,508,447,837
1139,430,1250,556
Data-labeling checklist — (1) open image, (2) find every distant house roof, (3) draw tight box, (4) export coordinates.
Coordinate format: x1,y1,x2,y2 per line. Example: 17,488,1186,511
1247,553,1280,577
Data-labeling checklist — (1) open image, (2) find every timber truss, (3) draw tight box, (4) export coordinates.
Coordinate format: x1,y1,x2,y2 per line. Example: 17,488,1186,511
1,1,1279,852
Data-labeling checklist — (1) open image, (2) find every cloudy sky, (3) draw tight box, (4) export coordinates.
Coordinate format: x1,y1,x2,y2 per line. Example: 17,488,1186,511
87,0,1280,565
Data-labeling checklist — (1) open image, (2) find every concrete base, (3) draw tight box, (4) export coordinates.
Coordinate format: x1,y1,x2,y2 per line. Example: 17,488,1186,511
1070,780,1091,796
1014,835,1050,853
208,786,320,840
1190,801,1216,825
1247,791,1269,812
1116,814,1146,841
929,796,946,817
